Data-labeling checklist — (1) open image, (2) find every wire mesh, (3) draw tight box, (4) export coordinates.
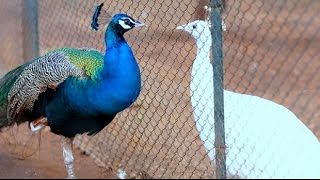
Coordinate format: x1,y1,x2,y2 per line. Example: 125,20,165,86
0,0,24,76
0,0,319,179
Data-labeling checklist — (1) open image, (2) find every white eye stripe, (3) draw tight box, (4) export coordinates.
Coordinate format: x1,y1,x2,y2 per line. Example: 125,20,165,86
118,19,132,29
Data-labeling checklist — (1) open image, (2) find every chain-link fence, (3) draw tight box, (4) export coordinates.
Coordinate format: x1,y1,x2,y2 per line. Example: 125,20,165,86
0,0,319,179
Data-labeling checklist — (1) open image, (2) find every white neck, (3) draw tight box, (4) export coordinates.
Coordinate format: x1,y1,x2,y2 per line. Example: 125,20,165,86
192,27,213,79
190,26,214,106
190,26,216,154
196,40,211,64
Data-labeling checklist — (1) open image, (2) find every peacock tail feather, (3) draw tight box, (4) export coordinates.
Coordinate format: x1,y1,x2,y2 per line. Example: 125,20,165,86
0,62,31,126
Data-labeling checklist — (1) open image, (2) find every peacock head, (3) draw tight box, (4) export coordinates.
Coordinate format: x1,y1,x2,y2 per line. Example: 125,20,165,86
176,20,211,41
91,3,144,35
109,13,144,34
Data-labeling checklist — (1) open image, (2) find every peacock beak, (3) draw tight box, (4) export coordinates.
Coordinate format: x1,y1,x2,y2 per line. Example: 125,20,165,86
176,25,184,30
134,20,145,28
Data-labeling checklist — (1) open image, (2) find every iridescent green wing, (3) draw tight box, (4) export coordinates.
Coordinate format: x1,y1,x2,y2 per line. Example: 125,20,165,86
56,47,104,80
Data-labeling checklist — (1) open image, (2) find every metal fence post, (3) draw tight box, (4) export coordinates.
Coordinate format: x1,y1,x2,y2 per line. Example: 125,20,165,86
22,0,39,61
210,0,226,179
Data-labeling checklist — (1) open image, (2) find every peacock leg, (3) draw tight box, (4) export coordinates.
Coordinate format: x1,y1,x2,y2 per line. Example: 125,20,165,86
61,136,76,179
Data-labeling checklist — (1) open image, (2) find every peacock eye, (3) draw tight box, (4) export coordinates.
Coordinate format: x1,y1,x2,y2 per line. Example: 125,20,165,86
124,19,130,25
192,25,197,29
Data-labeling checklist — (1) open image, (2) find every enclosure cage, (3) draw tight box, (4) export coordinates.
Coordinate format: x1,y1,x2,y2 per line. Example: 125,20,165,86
0,0,319,179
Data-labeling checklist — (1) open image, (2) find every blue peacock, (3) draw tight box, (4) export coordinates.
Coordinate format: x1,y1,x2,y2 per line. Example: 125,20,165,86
0,3,144,179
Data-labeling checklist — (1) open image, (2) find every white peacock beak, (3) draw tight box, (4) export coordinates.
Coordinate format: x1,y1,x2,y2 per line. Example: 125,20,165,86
176,25,185,30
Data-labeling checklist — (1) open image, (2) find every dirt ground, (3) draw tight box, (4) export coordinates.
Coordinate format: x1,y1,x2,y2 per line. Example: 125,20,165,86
0,124,118,179
0,0,319,179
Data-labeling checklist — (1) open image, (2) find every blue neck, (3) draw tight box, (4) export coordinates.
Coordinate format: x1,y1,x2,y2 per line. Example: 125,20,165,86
93,25,140,114
105,25,125,48
101,25,127,78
